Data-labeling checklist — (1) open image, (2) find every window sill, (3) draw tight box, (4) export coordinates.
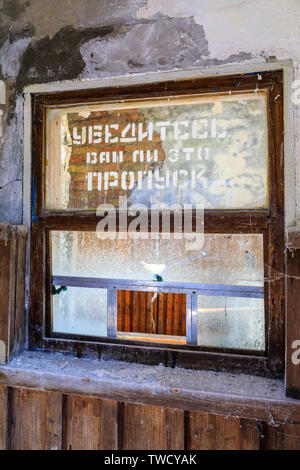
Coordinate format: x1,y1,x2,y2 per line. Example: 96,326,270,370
0,351,299,423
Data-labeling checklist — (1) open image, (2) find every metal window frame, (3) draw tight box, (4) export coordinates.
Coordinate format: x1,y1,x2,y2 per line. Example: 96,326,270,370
52,275,263,345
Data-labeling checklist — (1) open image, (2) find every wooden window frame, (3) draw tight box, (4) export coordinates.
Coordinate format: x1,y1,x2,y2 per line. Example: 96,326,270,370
30,70,285,378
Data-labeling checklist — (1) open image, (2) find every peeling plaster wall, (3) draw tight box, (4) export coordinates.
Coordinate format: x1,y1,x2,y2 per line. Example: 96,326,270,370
0,0,299,224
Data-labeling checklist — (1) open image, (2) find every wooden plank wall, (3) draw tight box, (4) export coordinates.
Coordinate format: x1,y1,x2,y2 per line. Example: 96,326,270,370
0,385,299,450
286,235,300,399
117,291,186,336
0,224,27,364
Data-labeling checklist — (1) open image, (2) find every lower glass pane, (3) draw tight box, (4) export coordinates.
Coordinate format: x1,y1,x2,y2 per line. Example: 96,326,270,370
52,286,107,336
197,295,265,351
50,231,264,348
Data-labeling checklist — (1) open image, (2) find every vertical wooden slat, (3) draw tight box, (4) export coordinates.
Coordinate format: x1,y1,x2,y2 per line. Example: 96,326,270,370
132,291,139,332
124,291,131,332
0,224,27,363
117,290,122,331
7,235,16,358
146,292,153,333
150,292,156,334
65,395,102,450
10,388,47,449
173,294,180,336
122,290,126,331
64,396,119,450
137,291,142,332
187,412,219,450
0,225,15,364
122,403,167,450
238,418,261,450
122,404,185,450
100,399,119,450
164,292,168,334
0,386,7,450
186,411,260,450
9,388,62,450
140,291,147,332
13,226,27,355
158,293,165,335
166,408,185,450
262,423,285,450
164,293,168,334
284,424,300,450
153,292,158,334
286,247,300,398
166,293,174,335
263,423,300,450
45,392,62,450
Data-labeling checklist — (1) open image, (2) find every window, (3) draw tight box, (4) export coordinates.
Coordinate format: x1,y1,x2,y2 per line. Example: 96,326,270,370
30,71,284,377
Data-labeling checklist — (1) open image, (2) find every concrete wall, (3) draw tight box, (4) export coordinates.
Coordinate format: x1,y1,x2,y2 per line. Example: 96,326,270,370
0,0,299,224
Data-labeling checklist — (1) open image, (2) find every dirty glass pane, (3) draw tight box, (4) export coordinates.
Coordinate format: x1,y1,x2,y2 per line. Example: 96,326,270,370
52,286,107,337
51,231,263,285
197,296,265,351
45,92,268,211
51,231,264,344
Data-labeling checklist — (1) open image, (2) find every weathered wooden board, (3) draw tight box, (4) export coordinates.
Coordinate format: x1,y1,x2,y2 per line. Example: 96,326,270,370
284,423,300,450
45,391,62,450
9,388,62,450
121,403,185,450
100,399,119,450
262,423,285,450
1,362,300,424
0,224,27,363
13,226,28,355
263,423,300,450
286,243,300,399
165,408,185,450
64,395,118,450
0,386,7,450
0,225,15,364
121,403,167,450
64,395,102,450
186,411,260,450
0,384,299,449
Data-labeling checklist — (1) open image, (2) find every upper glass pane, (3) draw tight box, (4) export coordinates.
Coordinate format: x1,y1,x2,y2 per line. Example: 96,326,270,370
51,231,264,286
45,91,268,210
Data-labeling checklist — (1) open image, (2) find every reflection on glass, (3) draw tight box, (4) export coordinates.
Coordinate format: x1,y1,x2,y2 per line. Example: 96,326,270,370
45,92,268,211
52,286,107,336
197,295,265,351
